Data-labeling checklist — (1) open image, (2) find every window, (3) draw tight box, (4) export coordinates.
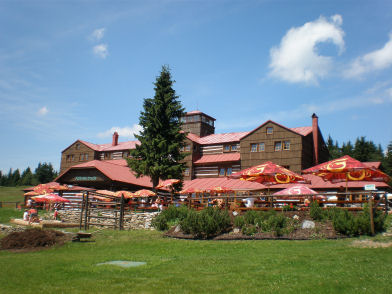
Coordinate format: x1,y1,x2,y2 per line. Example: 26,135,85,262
184,168,190,176
226,167,233,176
79,154,84,161
75,143,80,150
66,155,71,162
219,168,226,176
224,145,231,152
104,152,112,159
266,127,273,134
185,144,191,152
258,143,265,152
85,153,89,160
251,143,258,152
274,141,282,151
231,145,238,151
180,146,185,152
283,141,290,150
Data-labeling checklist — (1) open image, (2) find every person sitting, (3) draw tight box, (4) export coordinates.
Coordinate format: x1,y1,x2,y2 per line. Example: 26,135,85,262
23,209,29,221
28,208,38,224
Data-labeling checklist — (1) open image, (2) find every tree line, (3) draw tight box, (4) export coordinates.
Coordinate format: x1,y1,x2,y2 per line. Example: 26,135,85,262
326,136,392,178
0,162,58,187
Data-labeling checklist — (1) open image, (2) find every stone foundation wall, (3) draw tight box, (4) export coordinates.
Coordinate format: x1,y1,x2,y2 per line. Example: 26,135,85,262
58,210,160,230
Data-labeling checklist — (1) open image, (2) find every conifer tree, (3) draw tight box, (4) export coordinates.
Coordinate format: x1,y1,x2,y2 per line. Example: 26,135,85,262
127,65,187,189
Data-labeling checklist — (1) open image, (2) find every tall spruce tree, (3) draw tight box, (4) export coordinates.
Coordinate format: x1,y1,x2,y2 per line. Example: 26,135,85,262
127,66,187,189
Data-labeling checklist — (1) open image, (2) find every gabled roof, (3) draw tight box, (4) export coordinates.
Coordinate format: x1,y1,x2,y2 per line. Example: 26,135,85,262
56,159,154,188
185,110,216,121
193,153,241,165
241,120,313,140
62,139,139,153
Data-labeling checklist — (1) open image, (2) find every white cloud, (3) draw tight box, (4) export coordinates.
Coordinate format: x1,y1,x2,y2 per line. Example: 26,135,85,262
97,125,143,140
344,33,392,78
93,44,109,59
269,14,345,84
37,106,48,116
90,28,106,41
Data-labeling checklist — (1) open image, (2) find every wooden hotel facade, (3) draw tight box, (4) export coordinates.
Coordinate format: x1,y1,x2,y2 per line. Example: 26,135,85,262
57,111,329,190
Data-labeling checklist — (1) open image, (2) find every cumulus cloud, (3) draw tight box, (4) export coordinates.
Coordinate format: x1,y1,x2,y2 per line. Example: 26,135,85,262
344,33,392,78
269,15,345,84
93,44,109,59
90,28,106,41
97,125,143,139
37,106,48,116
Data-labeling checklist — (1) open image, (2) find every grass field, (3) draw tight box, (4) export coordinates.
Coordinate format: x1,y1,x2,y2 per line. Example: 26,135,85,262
0,186,28,205
1,228,392,294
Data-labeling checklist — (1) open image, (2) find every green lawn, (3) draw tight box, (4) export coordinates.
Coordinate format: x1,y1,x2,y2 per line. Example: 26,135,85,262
0,186,28,205
1,229,391,294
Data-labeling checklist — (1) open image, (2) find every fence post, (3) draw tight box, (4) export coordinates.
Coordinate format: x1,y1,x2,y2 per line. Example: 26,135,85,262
79,192,85,230
84,192,89,231
368,192,375,235
119,194,125,230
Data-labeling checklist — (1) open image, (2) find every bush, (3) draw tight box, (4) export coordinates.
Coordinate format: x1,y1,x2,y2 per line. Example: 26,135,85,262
152,205,189,231
180,207,231,239
329,206,387,236
310,201,323,221
234,215,245,229
242,225,258,236
244,210,262,225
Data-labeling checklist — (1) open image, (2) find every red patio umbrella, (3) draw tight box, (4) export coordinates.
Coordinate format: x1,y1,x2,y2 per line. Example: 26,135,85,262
273,184,325,200
302,155,390,184
115,191,134,199
95,190,117,197
230,161,308,185
33,184,55,195
180,187,206,194
156,179,181,189
133,189,156,197
24,191,40,196
32,194,70,203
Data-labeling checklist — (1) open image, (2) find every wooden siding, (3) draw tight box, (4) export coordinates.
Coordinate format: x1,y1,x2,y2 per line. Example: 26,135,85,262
181,121,215,137
240,122,303,173
194,163,241,178
60,142,96,173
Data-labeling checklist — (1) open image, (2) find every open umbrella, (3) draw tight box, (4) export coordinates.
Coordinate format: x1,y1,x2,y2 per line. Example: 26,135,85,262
95,190,117,197
133,189,156,197
230,161,308,185
156,179,181,189
33,184,55,195
180,187,206,194
32,194,70,203
24,191,40,196
302,155,390,184
115,191,134,199
273,184,325,200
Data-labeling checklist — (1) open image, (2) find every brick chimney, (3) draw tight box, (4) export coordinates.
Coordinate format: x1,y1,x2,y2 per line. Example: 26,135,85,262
112,132,119,146
312,113,319,165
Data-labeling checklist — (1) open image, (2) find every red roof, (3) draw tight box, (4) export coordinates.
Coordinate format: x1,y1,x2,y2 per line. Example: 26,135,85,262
57,160,154,188
364,162,381,169
187,132,249,145
78,140,139,152
290,126,313,136
194,153,241,165
182,177,266,192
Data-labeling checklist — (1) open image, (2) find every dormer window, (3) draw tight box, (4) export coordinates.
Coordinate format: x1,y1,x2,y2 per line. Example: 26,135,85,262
266,127,273,134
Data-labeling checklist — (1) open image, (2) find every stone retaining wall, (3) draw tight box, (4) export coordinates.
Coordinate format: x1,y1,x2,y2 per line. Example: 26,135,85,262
58,210,159,230
0,224,25,234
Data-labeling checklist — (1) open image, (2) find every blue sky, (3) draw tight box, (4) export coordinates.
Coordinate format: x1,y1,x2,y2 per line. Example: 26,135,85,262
1,0,392,173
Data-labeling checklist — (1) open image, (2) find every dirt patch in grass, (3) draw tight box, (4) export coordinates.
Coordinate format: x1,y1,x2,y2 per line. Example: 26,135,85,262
351,240,392,248
0,228,71,252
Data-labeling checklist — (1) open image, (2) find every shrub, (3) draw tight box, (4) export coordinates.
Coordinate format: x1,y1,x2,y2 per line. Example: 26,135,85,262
310,201,323,221
152,205,189,231
234,215,245,229
244,210,262,225
242,225,258,236
282,204,297,211
180,207,231,239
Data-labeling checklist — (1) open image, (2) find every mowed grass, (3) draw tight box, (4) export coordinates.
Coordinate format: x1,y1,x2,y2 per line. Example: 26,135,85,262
0,186,28,204
1,229,392,294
